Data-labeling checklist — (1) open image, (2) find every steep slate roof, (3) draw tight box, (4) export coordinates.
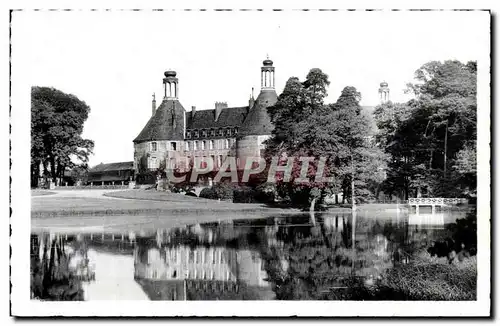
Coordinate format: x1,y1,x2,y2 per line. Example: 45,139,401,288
186,106,248,129
239,90,278,137
89,161,134,172
134,99,186,143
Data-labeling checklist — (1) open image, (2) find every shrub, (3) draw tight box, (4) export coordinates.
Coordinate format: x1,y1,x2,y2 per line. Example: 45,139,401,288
199,187,217,200
233,186,257,203
375,257,477,300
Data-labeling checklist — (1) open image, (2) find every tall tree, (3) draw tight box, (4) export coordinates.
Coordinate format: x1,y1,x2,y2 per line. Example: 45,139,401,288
31,87,94,187
376,60,477,199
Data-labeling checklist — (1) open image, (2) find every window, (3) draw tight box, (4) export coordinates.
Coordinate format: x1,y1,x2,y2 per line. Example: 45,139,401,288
218,129,223,136
210,129,215,137
233,128,238,135
209,140,214,150
202,129,207,138
151,142,157,152
170,142,177,151
194,130,199,138
186,131,191,139
201,141,206,150
148,157,158,169
225,129,231,136
225,139,230,149
193,141,198,151
185,142,190,151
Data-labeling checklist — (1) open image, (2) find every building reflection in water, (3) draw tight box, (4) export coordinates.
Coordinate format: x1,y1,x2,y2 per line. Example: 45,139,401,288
31,206,472,301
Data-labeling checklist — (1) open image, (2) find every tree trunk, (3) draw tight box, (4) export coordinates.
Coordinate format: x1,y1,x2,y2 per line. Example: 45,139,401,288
309,197,317,226
351,155,356,274
50,156,57,183
444,120,448,177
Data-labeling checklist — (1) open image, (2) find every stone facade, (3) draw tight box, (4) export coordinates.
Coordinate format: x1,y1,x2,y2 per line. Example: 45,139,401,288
133,58,279,177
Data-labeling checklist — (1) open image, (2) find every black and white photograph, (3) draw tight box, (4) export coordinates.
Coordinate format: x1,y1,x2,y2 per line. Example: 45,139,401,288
8,7,491,317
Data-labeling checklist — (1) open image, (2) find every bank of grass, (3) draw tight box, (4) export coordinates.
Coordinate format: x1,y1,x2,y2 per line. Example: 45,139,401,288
104,189,208,202
374,256,477,300
31,190,56,196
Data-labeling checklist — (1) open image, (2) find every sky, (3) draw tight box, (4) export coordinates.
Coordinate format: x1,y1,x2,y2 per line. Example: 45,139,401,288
13,10,489,167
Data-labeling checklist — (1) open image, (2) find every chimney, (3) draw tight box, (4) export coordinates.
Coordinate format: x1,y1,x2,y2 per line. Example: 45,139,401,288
152,93,156,117
191,106,196,118
249,93,255,110
215,101,227,121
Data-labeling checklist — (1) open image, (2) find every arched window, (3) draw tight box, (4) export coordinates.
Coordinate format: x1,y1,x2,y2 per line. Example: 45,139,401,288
185,142,190,151
225,139,230,149
193,141,198,151
201,141,206,150
209,140,215,150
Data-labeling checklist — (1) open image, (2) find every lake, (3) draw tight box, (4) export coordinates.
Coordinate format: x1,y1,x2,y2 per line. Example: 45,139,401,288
30,206,476,301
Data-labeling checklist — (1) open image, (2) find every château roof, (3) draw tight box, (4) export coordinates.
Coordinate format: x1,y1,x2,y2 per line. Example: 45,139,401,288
238,90,278,137
186,106,249,130
134,99,186,143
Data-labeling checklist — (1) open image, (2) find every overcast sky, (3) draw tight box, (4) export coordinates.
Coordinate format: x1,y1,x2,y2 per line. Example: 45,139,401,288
13,10,489,166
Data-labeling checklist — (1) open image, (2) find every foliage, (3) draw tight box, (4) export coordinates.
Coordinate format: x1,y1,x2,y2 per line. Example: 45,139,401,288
30,235,84,301
265,68,387,207
375,60,477,199
31,87,94,187
376,257,477,300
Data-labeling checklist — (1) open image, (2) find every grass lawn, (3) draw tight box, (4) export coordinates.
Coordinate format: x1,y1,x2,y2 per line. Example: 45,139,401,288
31,189,303,232
31,190,56,196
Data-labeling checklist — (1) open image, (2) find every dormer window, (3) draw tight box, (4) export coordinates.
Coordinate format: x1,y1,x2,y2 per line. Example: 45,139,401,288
218,129,223,136
186,131,191,139
194,130,199,138
151,142,157,152
202,129,207,138
225,129,231,136
233,128,238,135
210,129,215,137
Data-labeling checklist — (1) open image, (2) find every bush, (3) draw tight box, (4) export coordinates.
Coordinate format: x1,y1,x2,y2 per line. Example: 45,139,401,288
199,183,234,201
233,186,257,203
375,257,477,300
135,173,156,185
199,187,217,200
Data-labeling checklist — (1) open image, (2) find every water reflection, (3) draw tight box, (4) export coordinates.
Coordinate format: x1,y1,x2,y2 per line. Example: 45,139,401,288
31,207,476,301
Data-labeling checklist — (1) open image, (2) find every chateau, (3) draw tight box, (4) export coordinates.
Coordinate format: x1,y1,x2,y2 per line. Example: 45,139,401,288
133,58,278,176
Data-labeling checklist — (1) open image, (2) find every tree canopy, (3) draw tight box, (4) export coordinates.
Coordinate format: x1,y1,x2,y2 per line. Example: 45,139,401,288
264,69,386,207
31,86,94,187
375,60,477,199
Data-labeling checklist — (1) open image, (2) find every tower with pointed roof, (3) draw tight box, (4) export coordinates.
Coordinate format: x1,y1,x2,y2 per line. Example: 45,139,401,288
133,58,279,180
133,70,187,175
236,57,278,169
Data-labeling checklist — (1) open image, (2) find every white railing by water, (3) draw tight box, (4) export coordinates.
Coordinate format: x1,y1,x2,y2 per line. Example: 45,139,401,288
408,198,468,206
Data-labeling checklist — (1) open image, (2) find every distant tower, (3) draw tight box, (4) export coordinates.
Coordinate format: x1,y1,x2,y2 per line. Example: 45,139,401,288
163,70,178,99
261,55,275,90
379,81,390,104
152,93,156,117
